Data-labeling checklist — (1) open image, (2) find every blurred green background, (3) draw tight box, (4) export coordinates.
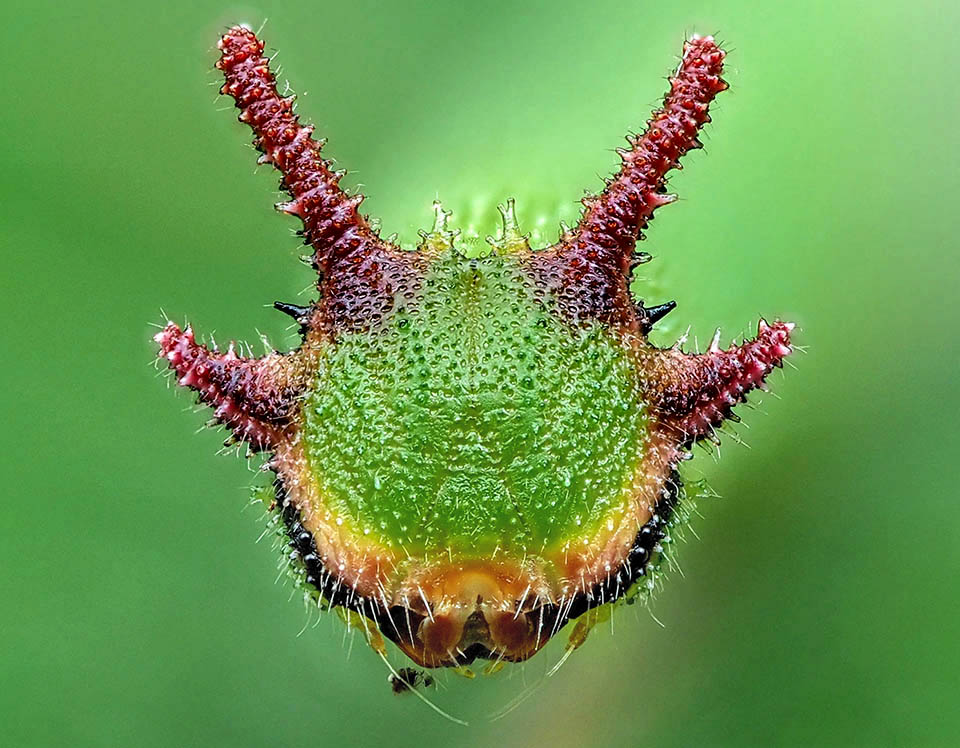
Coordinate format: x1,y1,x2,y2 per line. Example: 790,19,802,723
3,0,958,745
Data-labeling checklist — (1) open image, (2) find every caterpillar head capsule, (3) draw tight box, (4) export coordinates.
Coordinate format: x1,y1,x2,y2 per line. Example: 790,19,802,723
155,26,794,670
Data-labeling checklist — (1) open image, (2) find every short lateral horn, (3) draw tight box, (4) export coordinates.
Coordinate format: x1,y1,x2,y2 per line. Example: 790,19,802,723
154,321,305,451
641,319,793,444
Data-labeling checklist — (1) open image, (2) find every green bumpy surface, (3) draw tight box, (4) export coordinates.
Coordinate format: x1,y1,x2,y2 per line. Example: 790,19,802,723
303,252,649,556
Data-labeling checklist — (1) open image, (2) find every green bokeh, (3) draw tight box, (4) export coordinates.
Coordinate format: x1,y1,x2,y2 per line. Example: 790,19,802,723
2,0,957,746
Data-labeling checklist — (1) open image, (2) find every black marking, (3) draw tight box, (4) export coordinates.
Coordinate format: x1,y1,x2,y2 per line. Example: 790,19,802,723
646,300,676,324
534,470,681,636
639,300,676,333
273,301,312,337
273,301,310,320
269,469,682,668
